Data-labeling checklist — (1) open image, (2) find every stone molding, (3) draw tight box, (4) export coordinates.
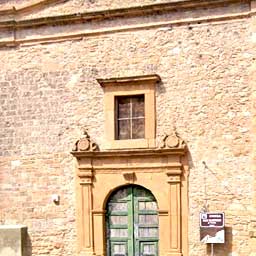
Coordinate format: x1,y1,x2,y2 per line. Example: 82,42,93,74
71,148,186,173
71,148,187,157
0,0,61,15
97,74,161,87
0,0,252,47
0,0,249,21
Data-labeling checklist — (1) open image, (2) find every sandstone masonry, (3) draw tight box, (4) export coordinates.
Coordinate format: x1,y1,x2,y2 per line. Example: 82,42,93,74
0,0,255,256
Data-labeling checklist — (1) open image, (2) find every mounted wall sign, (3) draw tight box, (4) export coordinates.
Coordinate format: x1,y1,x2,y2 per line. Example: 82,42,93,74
200,212,225,244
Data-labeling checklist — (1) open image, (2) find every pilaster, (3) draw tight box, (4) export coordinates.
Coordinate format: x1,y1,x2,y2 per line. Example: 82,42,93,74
77,168,94,255
166,173,182,256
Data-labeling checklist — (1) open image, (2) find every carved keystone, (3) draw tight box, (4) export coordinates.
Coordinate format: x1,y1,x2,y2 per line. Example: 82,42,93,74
122,171,135,182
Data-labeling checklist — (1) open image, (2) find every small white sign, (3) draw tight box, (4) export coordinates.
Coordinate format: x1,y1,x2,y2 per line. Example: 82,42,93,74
200,228,225,244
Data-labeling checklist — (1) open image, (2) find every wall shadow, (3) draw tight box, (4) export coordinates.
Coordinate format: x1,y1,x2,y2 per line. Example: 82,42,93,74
186,148,195,169
23,232,32,256
156,80,166,94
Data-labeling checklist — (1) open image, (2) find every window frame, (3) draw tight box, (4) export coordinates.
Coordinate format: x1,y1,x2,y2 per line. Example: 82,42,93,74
98,74,160,149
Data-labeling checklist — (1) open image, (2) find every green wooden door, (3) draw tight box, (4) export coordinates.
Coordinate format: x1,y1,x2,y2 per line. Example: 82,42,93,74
106,186,158,256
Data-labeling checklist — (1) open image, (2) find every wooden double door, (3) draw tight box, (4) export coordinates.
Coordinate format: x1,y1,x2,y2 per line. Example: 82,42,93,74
106,185,159,256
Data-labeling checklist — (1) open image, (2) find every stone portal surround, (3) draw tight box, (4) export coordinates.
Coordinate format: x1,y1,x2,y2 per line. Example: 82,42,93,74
71,132,189,256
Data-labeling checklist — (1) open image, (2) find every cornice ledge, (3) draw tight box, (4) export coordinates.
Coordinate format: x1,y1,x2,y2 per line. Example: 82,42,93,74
97,74,161,87
0,0,249,29
71,130,188,158
71,147,186,158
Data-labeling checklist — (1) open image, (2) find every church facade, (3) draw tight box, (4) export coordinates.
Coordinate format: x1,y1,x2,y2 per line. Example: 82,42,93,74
0,0,256,255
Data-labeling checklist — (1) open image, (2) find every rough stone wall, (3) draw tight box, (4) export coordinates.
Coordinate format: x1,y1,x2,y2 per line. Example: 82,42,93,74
0,0,172,13
0,154,76,256
0,3,255,256
0,0,29,10
23,0,176,18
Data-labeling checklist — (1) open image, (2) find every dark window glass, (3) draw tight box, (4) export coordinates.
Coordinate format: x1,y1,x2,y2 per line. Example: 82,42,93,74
116,95,145,140
132,118,145,139
118,119,131,140
118,97,130,118
132,97,144,117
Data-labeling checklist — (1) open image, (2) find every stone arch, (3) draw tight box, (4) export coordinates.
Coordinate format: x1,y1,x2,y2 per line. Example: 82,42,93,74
102,183,159,211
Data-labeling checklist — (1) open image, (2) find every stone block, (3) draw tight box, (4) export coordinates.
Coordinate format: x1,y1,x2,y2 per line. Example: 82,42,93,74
0,225,27,256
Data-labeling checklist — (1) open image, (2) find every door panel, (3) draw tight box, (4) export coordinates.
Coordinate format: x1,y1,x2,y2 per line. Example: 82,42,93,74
133,187,158,256
106,186,158,256
107,187,133,256
111,242,128,256
139,242,158,256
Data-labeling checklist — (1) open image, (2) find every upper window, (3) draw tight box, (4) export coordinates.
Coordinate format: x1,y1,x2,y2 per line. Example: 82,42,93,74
116,95,145,140
98,74,160,149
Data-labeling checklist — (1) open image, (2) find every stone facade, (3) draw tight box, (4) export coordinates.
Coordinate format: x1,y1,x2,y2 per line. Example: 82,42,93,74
0,0,255,255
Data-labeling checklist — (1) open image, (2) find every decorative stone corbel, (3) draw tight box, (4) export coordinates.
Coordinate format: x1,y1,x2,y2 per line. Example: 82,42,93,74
159,130,186,150
72,129,99,152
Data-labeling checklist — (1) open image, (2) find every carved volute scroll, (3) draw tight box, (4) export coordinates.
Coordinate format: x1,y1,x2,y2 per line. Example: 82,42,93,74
72,129,99,152
159,130,187,150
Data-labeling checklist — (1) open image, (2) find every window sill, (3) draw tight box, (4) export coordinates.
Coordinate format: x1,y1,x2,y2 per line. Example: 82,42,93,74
102,138,155,150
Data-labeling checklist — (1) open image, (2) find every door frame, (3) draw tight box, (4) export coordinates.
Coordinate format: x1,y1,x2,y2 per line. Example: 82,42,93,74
106,185,159,256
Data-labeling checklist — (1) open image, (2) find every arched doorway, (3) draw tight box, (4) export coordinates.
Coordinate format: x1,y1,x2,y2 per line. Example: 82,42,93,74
106,185,159,256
